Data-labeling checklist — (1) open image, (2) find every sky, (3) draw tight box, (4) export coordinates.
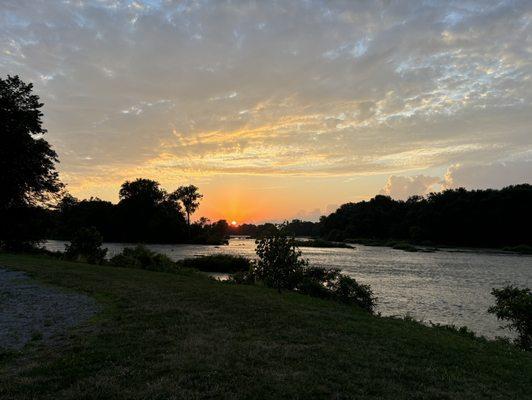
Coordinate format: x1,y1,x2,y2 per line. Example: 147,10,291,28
1,0,531,223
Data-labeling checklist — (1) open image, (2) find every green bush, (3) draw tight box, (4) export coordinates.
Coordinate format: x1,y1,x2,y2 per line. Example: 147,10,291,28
64,227,107,264
330,275,375,312
110,245,177,273
294,266,376,312
254,232,308,291
488,285,532,350
243,231,377,312
179,254,251,273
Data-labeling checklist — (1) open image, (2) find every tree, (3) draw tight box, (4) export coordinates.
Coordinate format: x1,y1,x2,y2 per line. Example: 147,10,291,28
117,179,187,243
488,285,532,350
119,178,166,207
64,227,107,264
254,229,308,292
0,75,62,209
170,185,203,227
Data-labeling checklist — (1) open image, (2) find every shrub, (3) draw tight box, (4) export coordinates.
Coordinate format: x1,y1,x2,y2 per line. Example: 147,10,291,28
488,285,532,350
110,245,177,273
330,275,376,312
250,231,376,312
180,254,251,273
254,232,308,291
64,227,107,264
294,266,376,312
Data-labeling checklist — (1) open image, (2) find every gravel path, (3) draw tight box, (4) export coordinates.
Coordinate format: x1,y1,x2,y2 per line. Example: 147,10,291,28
0,268,98,351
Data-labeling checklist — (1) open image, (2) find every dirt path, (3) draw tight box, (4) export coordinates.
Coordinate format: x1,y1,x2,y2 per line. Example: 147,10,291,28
0,268,98,351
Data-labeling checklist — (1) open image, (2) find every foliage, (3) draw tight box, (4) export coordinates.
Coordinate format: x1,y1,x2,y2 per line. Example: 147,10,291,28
488,285,532,350
109,245,178,273
189,219,230,244
0,75,62,249
295,266,376,312
170,185,203,226
254,231,308,291
251,231,376,312
179,254,251,273
320,185,532,247
46,180,218,244
0,75,62,210
329,275,375,312
231,222,279,238
64,227,107,264
0,206,51,252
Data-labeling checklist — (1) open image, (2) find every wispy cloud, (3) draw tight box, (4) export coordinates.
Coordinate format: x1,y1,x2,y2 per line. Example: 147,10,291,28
1,0,530,210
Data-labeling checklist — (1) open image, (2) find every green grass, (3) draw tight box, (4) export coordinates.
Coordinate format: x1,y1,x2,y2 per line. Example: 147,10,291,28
0,253,531,399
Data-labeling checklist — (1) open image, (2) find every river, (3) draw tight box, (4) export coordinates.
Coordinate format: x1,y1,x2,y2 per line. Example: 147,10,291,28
43,237,532,339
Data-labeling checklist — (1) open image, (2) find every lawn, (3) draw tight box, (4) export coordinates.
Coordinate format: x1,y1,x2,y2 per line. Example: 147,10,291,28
0,253,531,399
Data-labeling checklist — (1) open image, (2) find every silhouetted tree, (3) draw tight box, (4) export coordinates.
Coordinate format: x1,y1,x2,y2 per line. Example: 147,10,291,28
0,75,62,209
119,178,166,207
489,285,532,350
170,185,203,227
65,226,107,264
320,185,532,247
0,75,62,249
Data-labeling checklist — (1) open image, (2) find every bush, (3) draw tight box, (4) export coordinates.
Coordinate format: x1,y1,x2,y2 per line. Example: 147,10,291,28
179,254,251,273
110,245,177,273
248,231,376,312
294,266,376,312
254,232,308,291
488,285,532,350
330,275,376,312
64,227,107,264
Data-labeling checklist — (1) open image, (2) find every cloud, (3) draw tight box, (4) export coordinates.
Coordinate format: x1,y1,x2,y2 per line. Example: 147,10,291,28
380,159,531,200
443,161,532,189
380,175,442,200
0,0,530,201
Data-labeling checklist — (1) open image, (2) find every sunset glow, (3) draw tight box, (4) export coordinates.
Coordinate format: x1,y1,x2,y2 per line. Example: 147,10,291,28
2,0,530,223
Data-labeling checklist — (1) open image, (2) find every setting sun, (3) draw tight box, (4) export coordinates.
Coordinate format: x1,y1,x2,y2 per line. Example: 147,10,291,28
231,220,237,226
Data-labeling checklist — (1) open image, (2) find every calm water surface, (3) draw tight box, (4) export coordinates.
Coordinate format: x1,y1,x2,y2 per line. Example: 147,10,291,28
44,238,532,339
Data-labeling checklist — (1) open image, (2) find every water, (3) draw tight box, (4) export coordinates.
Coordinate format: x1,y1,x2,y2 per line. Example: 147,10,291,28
44,238,532,339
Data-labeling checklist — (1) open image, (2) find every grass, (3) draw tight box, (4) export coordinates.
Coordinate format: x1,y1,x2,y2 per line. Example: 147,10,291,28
0,253,531,399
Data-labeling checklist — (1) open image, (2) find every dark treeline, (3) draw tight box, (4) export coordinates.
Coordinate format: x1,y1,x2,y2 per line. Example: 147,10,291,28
231,185,532,248
231,220,321,238
320,185,532,247
47,179,229,244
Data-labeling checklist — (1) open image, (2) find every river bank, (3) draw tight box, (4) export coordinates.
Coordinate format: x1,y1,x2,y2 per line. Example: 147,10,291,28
0,252,531,399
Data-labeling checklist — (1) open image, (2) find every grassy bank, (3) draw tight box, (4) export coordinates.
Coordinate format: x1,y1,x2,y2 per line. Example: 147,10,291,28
0,253,531,399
